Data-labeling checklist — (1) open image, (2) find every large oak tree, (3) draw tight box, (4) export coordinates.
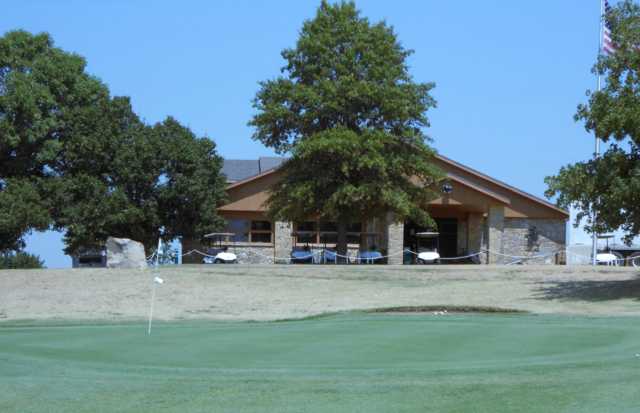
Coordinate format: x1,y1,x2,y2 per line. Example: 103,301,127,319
0,30,226,253
49,114,227,253
545,0,640,243
250,1,442,258
0,30,105,251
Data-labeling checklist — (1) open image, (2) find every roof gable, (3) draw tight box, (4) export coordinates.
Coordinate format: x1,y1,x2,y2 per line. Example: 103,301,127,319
432,154,568,218
220,154,569,219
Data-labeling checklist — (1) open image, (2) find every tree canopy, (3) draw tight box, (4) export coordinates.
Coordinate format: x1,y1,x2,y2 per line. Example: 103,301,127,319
0,251,44,269
49,115,227,253
0,30,107,251
545,0,640,243
0,30,226,253
250,1,442,256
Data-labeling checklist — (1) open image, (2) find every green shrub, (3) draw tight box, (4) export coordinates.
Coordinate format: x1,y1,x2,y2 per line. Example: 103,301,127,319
0,252,45,269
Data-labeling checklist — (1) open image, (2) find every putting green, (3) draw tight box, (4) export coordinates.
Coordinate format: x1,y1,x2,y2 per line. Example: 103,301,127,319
1,314,639,412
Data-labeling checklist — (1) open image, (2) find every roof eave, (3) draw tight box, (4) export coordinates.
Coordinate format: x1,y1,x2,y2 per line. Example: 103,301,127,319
435,154,569,217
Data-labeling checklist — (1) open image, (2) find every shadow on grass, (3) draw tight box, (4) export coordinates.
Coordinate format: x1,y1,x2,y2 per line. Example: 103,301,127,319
536,274,640,302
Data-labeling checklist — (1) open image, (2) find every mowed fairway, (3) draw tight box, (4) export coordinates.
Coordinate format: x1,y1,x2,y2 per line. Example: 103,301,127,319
2,313,640,413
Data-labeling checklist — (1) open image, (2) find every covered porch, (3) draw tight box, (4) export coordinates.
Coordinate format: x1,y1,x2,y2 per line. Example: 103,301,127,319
386,174,511,264
400,205,506,264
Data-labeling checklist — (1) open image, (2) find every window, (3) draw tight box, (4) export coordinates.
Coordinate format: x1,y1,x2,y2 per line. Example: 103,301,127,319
347,222,362,232
224,219,272,243
297,221,316,232
296,221,317,243
251,220,271,231
227,219,249,242
251,232,272,243
319,221,337,244
294,221,363,245
347,222,362,244
250,220,272,243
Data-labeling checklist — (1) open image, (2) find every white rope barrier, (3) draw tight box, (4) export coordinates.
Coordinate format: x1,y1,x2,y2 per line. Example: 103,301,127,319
148,245,640,266
175,247,555,263
183,247,524,263
403,249,485,261
329,248,406,262
182,248,323,262
484,249,560,260
482,248,637,266
563,249,640,266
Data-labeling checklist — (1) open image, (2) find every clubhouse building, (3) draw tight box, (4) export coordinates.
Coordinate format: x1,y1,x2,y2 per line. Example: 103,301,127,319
183,155,569,265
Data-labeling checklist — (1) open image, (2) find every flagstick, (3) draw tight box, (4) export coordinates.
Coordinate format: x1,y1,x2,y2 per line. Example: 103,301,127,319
147,282,156,335
592,0,605,266
147,237,163,336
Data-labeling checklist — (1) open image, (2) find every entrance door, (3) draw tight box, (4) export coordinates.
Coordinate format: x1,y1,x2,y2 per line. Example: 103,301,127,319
435,218,458,258
403,218,458,258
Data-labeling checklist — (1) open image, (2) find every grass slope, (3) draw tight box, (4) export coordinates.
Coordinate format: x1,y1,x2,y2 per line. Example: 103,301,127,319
2,314,640,412
3,265,640,321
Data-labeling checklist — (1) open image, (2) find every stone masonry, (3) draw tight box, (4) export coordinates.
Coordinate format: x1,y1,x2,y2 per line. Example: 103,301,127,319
232,245,276,264
502,218,566,264
457,218,468,256
182,216,566,266
274,221,293,262
386,213,404,265
467,213,485,263
182,238,276,264
487,205,505,264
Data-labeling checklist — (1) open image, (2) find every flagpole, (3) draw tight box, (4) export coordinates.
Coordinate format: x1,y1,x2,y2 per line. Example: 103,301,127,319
592,0,605,265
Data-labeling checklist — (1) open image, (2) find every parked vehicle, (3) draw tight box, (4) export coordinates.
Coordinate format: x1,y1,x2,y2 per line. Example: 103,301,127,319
202,233,237,264
595,235,640,267
415,232,441,264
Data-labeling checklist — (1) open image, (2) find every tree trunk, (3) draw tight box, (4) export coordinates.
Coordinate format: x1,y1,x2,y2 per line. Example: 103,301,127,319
336,217,348,264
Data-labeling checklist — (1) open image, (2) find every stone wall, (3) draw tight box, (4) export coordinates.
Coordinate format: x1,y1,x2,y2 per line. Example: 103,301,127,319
231,245,365,264
181,239,275,264
180,239,366,264
233,245,276,264
502,218,566,264
305,246,361,263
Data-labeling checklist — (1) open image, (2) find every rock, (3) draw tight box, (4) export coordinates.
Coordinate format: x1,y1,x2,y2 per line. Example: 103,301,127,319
106,237,147,269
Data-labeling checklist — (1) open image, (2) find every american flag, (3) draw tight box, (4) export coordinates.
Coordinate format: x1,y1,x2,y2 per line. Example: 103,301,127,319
602,0,616,55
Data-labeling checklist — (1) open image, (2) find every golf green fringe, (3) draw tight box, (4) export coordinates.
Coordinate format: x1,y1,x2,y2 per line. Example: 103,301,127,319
366,305,527,314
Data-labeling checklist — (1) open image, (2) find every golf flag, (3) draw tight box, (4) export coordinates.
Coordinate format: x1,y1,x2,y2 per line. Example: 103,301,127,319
602,0,616,55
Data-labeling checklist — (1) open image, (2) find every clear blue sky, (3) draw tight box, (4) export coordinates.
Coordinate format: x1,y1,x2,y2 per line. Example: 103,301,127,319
2,0,609,267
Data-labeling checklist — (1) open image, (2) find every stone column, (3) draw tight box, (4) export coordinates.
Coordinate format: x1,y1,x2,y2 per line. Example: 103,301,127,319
467,213,485,264
456,218,467,256
386,213,404,265
487,205,505,264
274,221,293,263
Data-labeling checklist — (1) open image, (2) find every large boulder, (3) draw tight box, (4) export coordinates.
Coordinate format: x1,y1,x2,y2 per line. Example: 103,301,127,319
106,237,147,269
